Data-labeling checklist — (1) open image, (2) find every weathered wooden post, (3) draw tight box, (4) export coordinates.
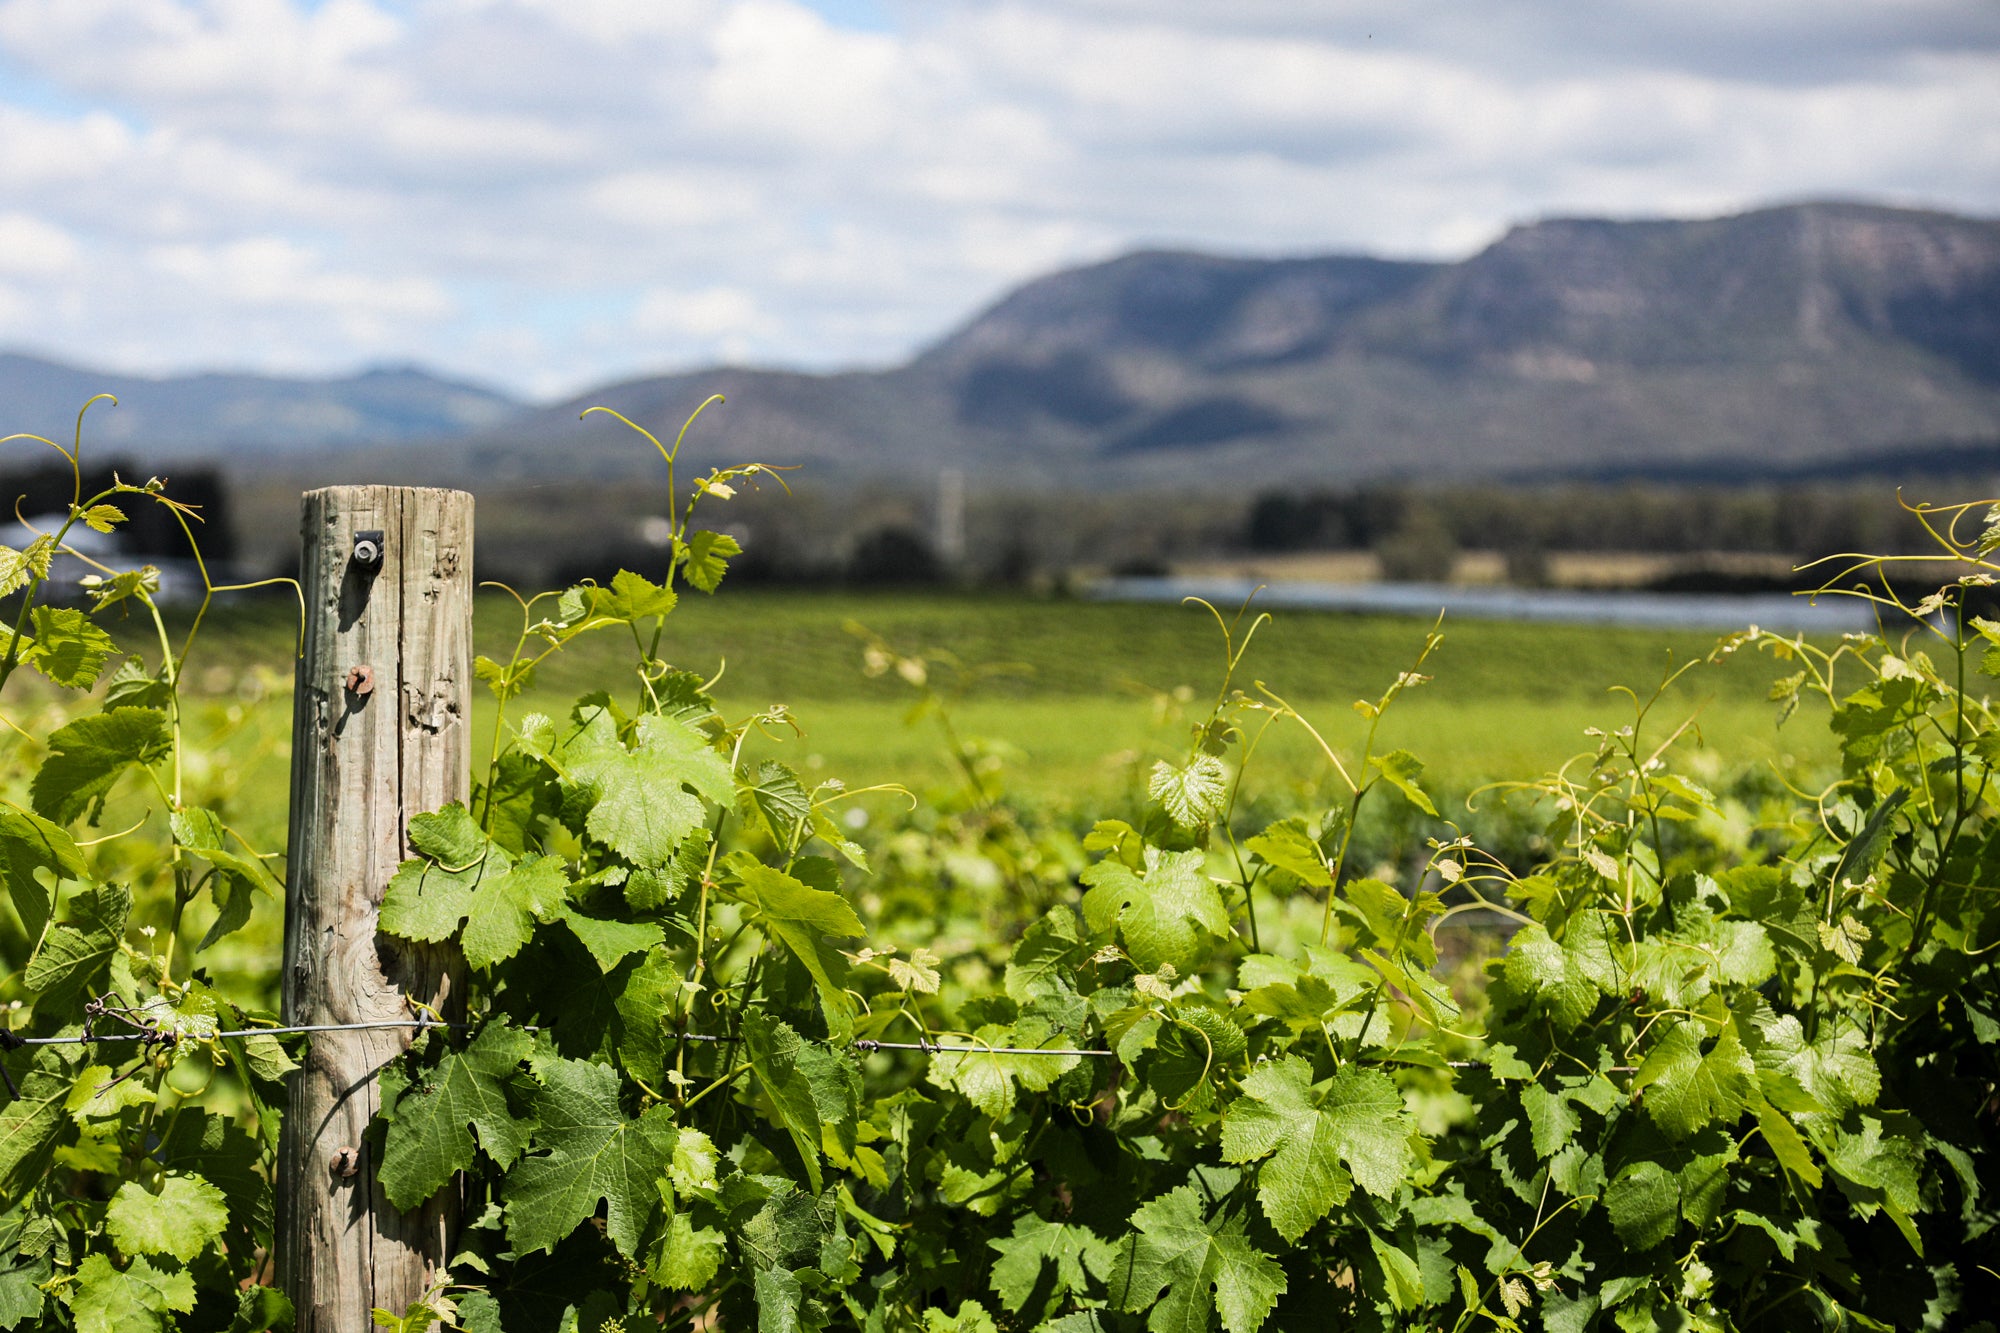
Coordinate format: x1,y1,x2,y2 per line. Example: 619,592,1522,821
277,488,473,1332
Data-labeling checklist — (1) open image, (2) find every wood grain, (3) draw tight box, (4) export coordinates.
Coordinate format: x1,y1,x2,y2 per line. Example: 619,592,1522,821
276,487,471,1332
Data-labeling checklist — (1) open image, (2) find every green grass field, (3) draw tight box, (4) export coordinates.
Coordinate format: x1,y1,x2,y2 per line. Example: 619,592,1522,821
145,588,1828,818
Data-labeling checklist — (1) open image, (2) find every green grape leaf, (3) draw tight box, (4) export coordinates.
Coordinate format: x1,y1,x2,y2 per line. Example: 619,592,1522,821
1113,1185,1286,1333
67,1253,195,1333
670,1126,721,1194
24,882,130,1008
653,1210,727,1291
380,804,569,969
378,1024,538,1210
170,808,279,891
1221,1058,1414,1243
1148,755,1229,829
1081,847,1227,973
927,1017,1081,1119
1499,924,1598,1032
744,1012,860,1194
725,863,864,1040
104,1174,229,1262
78,504,126,533
679,530,742,593
1635,1022,1756,1140
155,1109,272,1245
922,1300,998,1333
560,909,664,972
1004,909,1088,1003
594,569,679,622
0,1049,76,1199
1603,1160,1678,1251
503,1058,677,1259
1368,1230,1424,1312
1824,1115,1926,1219
25,607,119,689
990,1216,1115,1315
224,1287,295,1333
570,715,733,867
1367,749,1437,816
0,804,88,947
1244,817,1332,888
1753,1098,1823,1188
31,708,172,825
0,537,53,599
0,1253,49,1328
741,761,813,849
1521,1085,1579,1159
612,947,682,1091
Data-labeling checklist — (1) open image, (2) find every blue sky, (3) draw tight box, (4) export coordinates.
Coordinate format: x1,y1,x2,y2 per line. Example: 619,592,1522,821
0,0,1995,399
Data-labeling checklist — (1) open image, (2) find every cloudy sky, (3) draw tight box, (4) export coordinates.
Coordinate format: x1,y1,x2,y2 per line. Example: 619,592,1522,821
1,0,1996,400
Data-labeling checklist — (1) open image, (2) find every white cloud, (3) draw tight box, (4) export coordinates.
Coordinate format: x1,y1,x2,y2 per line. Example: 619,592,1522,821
0,213,83,275
0,0,1991,399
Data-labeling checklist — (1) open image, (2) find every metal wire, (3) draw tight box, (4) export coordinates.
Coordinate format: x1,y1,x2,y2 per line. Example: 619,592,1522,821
0,1016,1510,1067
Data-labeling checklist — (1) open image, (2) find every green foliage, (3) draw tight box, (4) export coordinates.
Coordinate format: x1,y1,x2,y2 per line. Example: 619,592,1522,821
0,405,298,1332
6,400,1997,1332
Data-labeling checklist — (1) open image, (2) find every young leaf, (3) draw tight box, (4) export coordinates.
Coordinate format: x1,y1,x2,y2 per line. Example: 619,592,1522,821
31,708,172,825
1367,749,1437,817
679,530,742,593
104,1174,230,1262
653,1211,727,1291
927,1017,1080,1119
26,607,119,689
1081,847,1227,973
78,503,125,533
1244,817,1332,889
503,1058,677,1259
378,1024,539,1210
1148,755,1229,829
380,803,570,969
568,715,733,868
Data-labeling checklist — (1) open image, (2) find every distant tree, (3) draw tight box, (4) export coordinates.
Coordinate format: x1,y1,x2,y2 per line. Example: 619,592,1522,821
847,525,943,585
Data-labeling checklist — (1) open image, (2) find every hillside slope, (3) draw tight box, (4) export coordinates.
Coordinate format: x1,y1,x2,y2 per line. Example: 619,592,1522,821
0,355,523,462
436,201,2000,488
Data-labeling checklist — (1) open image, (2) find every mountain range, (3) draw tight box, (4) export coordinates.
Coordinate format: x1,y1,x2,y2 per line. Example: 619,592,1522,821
0,354,519,463
7,200,1999,491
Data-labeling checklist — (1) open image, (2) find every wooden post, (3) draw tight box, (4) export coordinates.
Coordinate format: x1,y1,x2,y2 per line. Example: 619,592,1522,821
277,487,473,1332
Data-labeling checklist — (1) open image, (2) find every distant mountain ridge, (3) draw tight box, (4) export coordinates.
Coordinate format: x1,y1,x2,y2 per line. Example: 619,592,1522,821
437,200,2000,489
0,354,522,462
8,201,1999,489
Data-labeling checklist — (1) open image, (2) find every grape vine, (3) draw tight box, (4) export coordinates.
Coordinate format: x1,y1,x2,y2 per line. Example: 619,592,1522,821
0,397,1994,1333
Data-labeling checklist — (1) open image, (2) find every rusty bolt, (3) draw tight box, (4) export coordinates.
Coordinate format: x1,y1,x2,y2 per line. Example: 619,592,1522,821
345,665,375,697
331,1146,360,1178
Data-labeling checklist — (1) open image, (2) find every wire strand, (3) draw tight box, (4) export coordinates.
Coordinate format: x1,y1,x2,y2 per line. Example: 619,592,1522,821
0,1017,1512,1067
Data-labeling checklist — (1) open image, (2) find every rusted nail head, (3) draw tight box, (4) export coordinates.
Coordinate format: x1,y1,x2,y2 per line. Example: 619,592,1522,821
332,1146,360,1178
345,665,375,696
